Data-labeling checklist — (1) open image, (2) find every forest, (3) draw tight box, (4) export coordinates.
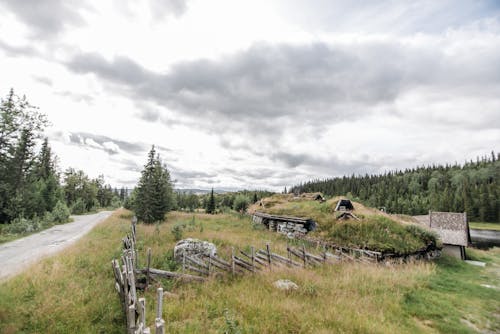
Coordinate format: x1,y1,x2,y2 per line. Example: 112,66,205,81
291,154,500,223
0,89,125,234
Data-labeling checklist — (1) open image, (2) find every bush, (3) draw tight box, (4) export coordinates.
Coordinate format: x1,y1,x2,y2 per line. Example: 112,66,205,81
71,198,87,215
233,195,250,213
3,217,40,234
110,196,122,209
171,223,184,241
52,201,71,223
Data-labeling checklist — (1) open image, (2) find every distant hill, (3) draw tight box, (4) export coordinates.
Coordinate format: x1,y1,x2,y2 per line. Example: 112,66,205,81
291,152,500,223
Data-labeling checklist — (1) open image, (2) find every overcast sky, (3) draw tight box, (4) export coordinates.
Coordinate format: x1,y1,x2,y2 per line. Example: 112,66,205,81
1,0,499,191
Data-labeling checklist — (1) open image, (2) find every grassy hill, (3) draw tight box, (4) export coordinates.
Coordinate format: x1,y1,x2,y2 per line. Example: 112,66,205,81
249,194,438,254
0,209,499,333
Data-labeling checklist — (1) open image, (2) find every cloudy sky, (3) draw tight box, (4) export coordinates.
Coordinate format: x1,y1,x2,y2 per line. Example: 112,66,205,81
1,0,499,191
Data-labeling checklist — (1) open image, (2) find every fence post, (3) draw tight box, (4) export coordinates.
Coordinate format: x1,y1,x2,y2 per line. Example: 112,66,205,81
251,246,255,270
302,244,307,268
266,243,272,268
146,248,152,289
155,287,165,334
231,247,235,275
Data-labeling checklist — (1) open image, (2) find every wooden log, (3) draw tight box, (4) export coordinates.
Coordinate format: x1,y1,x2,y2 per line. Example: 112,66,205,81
250,254,268,266
233,257,255,272
233,255,253,268
203,257,231,272
185,264,209,276
206,254,231,268
256,252,284,267
185,255,209,269
136,268,205,282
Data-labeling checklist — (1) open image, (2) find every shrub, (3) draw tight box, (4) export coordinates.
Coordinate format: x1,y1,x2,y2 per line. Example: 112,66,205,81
110,197,122,209
171,223,184,241
3,217,40,234
233,195,250,213
52,201,71,223
71,198,87,215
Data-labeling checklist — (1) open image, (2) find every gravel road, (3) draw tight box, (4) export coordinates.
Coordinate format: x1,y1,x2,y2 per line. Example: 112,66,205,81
0,210,113,281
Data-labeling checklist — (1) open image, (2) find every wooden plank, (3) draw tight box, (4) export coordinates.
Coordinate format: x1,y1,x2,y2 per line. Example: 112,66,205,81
136,268,206,282
138,298,146,327
156,288,163,319
185,264,209,276
185,255,209,269
233,257,255,272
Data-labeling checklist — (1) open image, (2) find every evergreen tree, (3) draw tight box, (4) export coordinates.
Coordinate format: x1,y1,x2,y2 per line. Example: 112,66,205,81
206,188,216,214
135,146,174,223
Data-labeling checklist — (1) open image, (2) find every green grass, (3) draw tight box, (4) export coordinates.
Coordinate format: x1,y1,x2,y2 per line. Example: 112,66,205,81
469,222,500,231
0,210,498,333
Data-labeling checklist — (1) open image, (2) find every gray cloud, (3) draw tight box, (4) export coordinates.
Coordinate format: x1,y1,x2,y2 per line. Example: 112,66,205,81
55,91,94,104
65,40,500,133
149,0,190,19
32,76,53,86
0,0,90,38
52,131,148,155
0,40,38,57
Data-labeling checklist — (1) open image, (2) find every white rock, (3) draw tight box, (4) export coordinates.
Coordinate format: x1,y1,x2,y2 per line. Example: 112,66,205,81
173,238,217,262
273,279,299,291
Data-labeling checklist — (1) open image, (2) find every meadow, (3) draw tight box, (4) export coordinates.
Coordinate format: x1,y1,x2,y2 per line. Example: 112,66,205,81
0,209,498,333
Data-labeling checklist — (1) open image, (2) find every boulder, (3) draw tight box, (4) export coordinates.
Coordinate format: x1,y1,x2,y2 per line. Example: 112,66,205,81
174,238,217,262
273,279,299,291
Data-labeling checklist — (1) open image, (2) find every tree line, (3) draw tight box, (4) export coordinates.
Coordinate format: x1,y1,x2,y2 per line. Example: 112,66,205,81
0,89,125,232
291,153,500,222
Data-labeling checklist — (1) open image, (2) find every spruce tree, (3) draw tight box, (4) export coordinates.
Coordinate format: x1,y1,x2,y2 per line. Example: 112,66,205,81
206,188,216,214
135,146,173,223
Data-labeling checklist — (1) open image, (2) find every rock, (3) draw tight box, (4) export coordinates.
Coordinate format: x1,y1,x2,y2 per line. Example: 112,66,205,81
173,238,217,262
273,279,299,291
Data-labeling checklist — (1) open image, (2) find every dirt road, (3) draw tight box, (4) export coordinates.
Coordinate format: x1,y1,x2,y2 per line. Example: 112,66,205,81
0,210,113,281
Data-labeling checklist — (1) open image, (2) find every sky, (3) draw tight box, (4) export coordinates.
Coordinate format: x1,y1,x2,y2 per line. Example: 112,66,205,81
0,0,499,191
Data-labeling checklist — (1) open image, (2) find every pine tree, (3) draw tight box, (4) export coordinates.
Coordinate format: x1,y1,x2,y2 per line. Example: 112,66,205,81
135,146,174,223
206,188,216,214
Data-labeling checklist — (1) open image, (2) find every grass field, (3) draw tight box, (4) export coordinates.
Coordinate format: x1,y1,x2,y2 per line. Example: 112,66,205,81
0,209,499,333
469,222,500,231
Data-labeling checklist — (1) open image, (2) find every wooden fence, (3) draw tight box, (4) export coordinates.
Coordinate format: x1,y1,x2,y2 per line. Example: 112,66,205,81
112,219,167,334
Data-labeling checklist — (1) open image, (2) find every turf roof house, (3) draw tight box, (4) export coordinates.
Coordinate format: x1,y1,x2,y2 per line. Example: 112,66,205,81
252,212,317,236
414,211,471,260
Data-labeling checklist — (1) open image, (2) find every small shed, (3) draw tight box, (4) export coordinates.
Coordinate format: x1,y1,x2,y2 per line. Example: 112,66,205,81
335,199,354,212
413,211,471,260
